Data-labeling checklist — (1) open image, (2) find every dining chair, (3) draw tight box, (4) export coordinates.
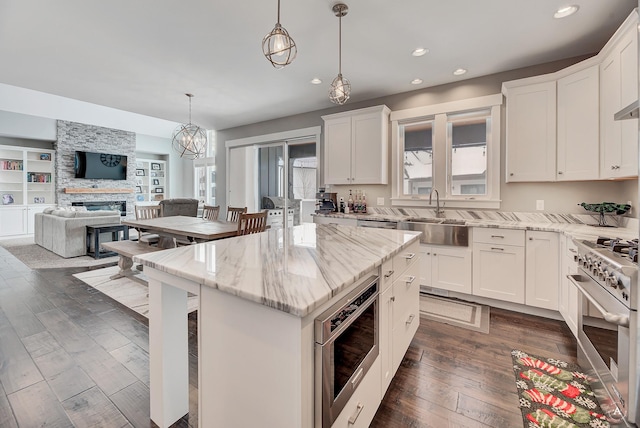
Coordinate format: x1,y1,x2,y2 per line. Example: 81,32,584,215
202,205,220,221
237,210,268,236
227,206,247,222
134,205,161,245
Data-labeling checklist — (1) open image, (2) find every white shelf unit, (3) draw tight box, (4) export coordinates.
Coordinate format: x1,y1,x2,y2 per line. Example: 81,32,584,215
0,145,55,237
135,159,167,203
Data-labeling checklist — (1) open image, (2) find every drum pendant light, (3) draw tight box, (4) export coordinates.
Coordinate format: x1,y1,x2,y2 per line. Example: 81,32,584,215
172,94,207,159
329,3,351,105
262,0,297,69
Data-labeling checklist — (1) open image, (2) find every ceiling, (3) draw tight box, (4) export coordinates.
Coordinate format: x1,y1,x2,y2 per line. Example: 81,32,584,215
0,0,636,131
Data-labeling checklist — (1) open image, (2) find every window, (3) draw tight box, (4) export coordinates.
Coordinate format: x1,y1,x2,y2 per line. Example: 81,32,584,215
391,94,502,209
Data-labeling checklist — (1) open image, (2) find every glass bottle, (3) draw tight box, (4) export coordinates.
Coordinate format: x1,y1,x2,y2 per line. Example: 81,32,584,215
348,190,354,213
362,193,367,213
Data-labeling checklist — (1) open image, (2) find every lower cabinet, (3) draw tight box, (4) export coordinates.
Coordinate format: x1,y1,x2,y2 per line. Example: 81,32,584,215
419,244,472,294
472,241,525,303
558,235,579,336
331,358,381,428
379,241,420,394
0,206,28,237
525,230,560,310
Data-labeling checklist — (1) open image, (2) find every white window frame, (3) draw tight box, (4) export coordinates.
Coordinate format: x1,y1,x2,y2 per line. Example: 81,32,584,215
390,94,502,209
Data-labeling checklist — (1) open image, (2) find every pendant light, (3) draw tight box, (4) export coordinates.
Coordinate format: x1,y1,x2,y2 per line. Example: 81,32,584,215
262,0,297,69
172,94,207,160
329,3,350,105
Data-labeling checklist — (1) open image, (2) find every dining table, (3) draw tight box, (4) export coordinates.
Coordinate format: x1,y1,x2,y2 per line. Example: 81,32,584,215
123,216,239,248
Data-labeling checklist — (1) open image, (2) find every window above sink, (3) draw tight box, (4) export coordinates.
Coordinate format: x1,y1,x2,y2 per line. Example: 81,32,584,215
390,94,503,210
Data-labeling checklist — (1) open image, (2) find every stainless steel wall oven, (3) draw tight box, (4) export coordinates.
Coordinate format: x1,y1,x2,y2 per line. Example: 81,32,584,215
315,275,379,428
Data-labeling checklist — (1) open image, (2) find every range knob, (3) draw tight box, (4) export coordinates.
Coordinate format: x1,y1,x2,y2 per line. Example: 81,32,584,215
622,292,629,301
606,275,619,289
597,267,606,281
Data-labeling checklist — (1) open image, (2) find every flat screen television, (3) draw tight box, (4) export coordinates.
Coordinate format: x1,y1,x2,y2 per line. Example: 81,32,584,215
74,151,128,180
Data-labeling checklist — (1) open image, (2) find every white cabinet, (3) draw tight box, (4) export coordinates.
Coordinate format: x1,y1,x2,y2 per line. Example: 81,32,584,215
600,21,638,179
134,159,167,203
313,216,357,227
558,236,579,336
525,231,559,310
419,244,472,294
472,228,525,303
0,145,55,237
556,66,600,180
331,358,381,428
379,241,419,393
322,105,390,185
505,81,557,182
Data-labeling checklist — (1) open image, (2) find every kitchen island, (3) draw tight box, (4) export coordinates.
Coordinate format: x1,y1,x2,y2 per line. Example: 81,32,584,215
134,223,421,428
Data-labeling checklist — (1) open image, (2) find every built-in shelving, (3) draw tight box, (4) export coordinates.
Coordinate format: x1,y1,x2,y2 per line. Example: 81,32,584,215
134,159,167,203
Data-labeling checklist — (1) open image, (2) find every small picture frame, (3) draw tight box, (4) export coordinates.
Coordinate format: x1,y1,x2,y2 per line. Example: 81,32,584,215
33,196,45,203
2,194,14,205
154,187,164,193
151,163,161,170
152,179,160,185
39,153,51,161
150,171,157,177
135,169,145,176
135,178,143,185
154,194,164,201
135,186,143,193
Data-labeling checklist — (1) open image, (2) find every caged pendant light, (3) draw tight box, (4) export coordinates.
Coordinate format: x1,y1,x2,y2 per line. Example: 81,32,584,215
329,3,351,105
262,0,297,69
172,94,207,160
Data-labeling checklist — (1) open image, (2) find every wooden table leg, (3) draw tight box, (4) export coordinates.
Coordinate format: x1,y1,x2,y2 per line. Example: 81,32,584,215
109,255,135,280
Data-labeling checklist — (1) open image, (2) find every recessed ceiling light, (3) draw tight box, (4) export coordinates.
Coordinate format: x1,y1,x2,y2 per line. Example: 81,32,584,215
554,5,579,19
453,68,467,76
411,78,423,85
412,48,429,57
310,78,322,84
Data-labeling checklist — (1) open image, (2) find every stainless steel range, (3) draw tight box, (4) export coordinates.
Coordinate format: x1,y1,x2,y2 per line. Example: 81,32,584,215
570,237,640,427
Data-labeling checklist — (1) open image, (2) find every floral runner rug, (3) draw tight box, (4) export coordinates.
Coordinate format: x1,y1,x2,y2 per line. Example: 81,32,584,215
511,350,610,428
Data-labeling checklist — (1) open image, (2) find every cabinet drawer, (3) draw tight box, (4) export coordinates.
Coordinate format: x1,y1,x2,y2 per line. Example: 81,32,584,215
393,241,419,275
392,261,420,326
380,258,394,291
391,295,419,374
331,358,381,428
473,227,524,246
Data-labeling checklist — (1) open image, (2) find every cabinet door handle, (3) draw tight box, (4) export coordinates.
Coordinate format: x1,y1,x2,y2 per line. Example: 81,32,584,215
351,367,364,389
558,171,563,175
384,270,394,278
390,296,395,302
568,248,577,254
509,173,514,176
529,237,533,240
406,314,415,325
348,402,364,425
405,275,416,285
490,247,504,251
426,252,431,255
403,253,416,260
490,235,504,239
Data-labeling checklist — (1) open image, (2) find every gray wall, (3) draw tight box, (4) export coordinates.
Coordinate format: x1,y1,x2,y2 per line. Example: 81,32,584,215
216,54,638,216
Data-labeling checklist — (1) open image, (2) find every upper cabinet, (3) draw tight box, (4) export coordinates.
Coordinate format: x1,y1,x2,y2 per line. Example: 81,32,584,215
503,9,638,183
600,20,638,179
557,65,600,181
505,81,557,182
322,105,390,185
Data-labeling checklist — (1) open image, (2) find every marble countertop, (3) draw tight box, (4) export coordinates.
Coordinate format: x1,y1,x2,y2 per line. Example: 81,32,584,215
314,208,639,242
134,223,421,318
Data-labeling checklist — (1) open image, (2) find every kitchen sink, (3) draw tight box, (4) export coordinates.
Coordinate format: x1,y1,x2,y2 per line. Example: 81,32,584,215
399,219,468,246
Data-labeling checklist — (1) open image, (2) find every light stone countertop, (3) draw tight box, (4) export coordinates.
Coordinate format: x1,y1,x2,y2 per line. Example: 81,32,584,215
134,223,421,317
314,208,639,242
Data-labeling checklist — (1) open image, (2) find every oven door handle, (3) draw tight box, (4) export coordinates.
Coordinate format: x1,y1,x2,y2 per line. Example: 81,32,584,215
568,274,630,328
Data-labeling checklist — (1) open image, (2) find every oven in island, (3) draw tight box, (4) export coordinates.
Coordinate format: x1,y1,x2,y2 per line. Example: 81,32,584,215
314,275,379,428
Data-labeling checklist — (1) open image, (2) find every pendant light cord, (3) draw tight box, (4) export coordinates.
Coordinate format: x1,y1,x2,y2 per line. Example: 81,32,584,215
338,13,342,74
277,0,281,24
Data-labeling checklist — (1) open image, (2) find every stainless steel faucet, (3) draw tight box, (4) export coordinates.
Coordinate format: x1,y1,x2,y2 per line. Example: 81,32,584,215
429,188,444,217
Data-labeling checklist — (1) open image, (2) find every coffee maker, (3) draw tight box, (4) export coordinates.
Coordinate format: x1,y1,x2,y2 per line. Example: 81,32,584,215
315,190,338,214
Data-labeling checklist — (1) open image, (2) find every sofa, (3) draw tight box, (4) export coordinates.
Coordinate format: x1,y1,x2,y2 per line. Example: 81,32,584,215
34,207,122,258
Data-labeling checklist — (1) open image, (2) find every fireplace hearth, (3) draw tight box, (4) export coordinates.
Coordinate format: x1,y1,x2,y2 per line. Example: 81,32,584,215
72,200,126,216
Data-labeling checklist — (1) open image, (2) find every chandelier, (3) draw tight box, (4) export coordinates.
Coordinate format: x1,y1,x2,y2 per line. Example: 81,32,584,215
329,3,351,105
262,0,297,69
172,94,207,160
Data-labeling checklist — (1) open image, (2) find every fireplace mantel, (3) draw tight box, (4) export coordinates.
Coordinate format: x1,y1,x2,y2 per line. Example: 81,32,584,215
64,188,133,194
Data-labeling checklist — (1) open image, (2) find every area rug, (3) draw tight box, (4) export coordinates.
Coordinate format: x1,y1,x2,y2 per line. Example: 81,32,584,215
511,350,610,428
73,265,198,317
419,294,490,333
0,237,118,269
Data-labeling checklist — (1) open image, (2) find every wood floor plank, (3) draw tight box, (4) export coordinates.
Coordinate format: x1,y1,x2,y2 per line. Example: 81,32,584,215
0,380,17,428
62,386,129,428
110,342,150,387
33,347,77,379
71,344,138,396
21,330,63,358
0,311,44,394
7,380,73,428
109,381,151,428
48,366,96,402
36,308,101,354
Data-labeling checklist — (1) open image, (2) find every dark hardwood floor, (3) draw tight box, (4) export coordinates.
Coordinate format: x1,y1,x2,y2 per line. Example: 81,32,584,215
0,244,577,427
